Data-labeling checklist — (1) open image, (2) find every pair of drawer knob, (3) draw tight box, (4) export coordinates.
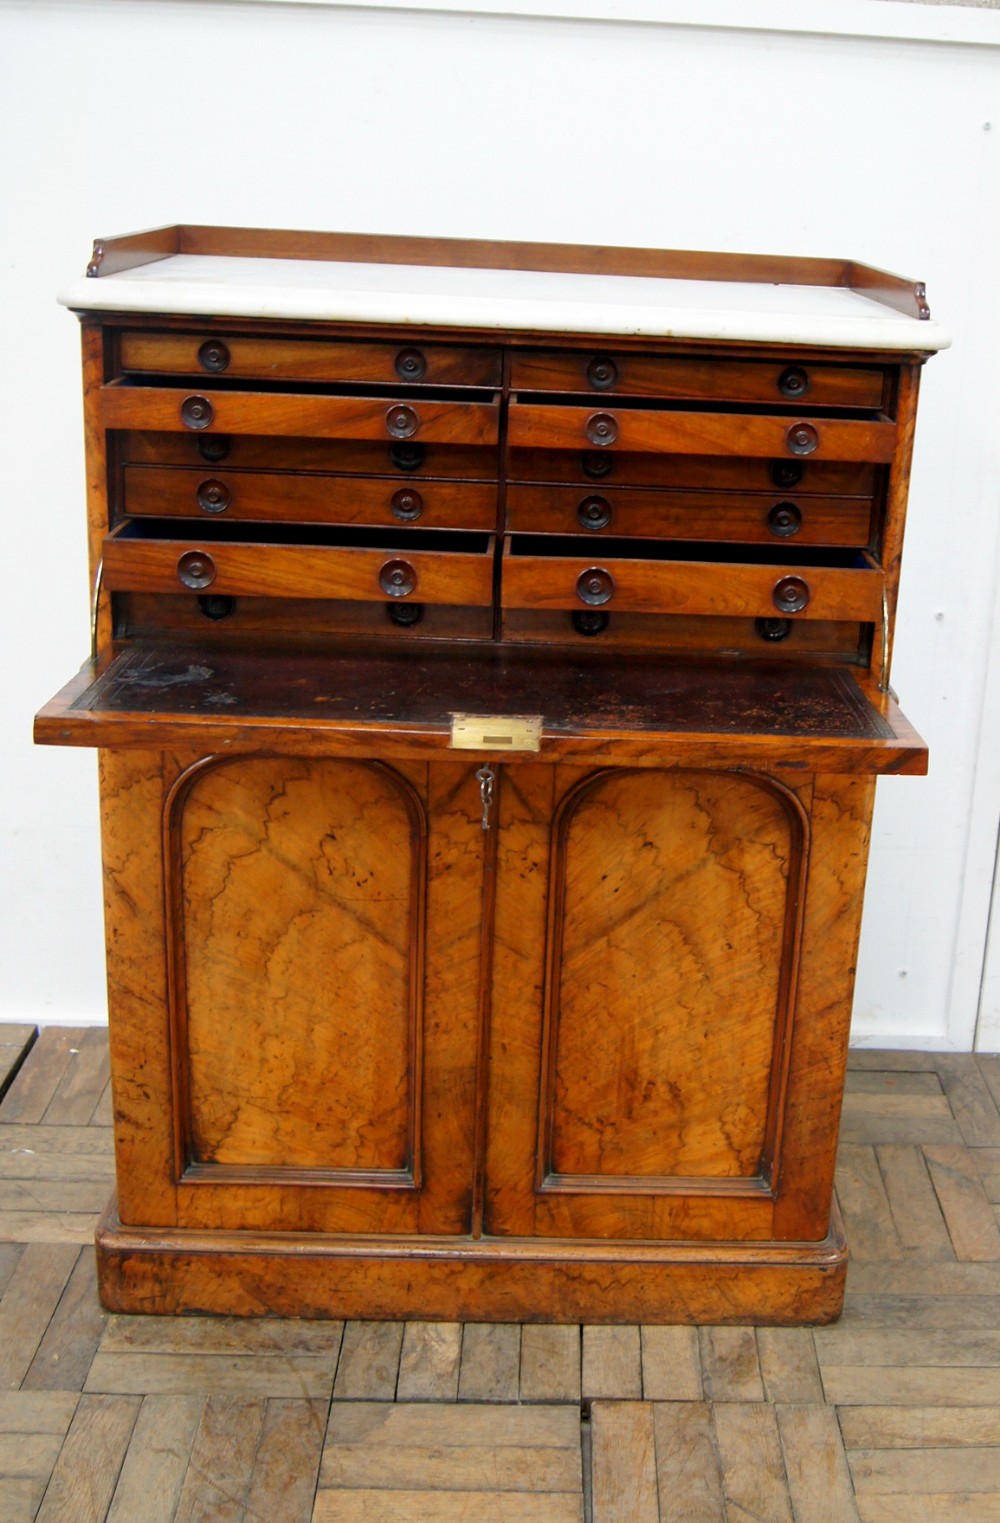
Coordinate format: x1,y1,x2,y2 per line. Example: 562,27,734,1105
175,552,420,599
582,412,820,456
180,395,424,442
574,568,812,614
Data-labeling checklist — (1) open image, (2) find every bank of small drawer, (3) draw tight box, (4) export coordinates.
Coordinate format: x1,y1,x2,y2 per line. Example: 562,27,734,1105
507,400,896,462
118,332,501,388
123,466,497,531
501,535,883,622
99,385,500,447
120,431,498,481
510,350,887,408
505,484,871,547
103,522,495,606
507,448,879,496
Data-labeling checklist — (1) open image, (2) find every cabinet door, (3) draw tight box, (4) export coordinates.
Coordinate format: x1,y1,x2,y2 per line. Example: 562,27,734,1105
101,750,484,1235
485,764,861,1243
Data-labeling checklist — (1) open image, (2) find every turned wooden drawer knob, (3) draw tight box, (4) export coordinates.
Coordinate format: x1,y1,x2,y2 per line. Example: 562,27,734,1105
386,405,419,440
772,575,810,613
198,340,230,374
395,348,427,381
577,567,614,605
196,479,231,514
587,356,618,391
778,365,809,399
586,412,619,447
180,395,215,431
578,495,612,530
390,488,424,522
380,558,417,597
786,422,819,456
177,551,217,590
767,502,802,537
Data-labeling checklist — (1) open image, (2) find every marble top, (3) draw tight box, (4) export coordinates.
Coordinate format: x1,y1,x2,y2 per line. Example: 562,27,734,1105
59,252,950,351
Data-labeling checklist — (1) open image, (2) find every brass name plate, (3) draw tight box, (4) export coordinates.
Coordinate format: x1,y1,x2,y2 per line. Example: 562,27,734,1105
450,713,543,752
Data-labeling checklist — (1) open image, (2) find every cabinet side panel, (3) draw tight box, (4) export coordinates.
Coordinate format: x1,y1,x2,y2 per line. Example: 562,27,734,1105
546,769,794,1184
100,748,178,1226
773,774,875,1239
175,757,421,1176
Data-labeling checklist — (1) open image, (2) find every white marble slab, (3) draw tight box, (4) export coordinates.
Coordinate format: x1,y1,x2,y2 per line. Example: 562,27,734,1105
59,253,949,351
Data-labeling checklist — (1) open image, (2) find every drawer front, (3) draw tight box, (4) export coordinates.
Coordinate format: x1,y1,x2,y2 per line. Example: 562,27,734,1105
119,332,502,388
104,529,495,606
501,539,883,622
100,386,500,446
508,402,896,462
123,467,498,531
510,350,886,408
506,448,879,495
505,484,871,547
120,431,498,481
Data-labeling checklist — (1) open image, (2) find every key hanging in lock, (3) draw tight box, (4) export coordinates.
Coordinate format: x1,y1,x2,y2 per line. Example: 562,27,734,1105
476,764,496,831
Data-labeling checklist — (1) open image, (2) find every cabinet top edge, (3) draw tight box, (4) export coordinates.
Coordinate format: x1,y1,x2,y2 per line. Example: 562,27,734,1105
60,226,949,354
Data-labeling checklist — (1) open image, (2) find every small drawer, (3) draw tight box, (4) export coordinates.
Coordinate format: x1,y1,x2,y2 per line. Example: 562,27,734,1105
501,534,883,622
505,484,872,547
103,521,495,607
100,384,500,447
123,466,498,531
510,350,887,409
508,400,896,463
118,332,501,388
120,432,498,481
506,448,879,496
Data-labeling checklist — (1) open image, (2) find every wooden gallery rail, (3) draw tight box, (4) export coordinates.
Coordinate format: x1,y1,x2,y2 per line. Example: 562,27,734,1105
35,226,948,1322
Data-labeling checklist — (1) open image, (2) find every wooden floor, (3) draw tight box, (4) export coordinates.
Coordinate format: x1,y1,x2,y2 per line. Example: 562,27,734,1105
0,1029,998,1522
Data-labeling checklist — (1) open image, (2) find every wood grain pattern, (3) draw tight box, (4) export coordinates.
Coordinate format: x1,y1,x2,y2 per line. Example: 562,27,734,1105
507,401,897,462
174,756,422,1178
123,465,498,531
99,385,500,445
505,482,872,547
510,349,887,407
541,768,800,1191
118,331,501,388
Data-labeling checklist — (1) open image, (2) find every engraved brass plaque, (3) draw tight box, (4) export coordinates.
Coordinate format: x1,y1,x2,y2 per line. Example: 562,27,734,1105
450,713,543,752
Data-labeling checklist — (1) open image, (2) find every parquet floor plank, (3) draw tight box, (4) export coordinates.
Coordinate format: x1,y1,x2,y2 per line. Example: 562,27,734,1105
244,1397,328,1523
34,1393,140,1523
699,1326,765,1402
838,1406,1000,1448
756,1327,824,1403
640,1324,702,1400
835,1146,903,1260
396,1321,462,1402
590,1402,658,1523
713,1402,794,1522
924,1145,1000,1260
776,1403,860,1523
876,1144,954,1258
105,1394,203,1523
171,1394,266,1523
0,1031,80,1126
332,1321,403,1402
934,1055,1000,1147
581,1325,642,1400
23,1247,106,1391
651,1402,725,1521
0,1243,78,1390
457,1323,521,1403
41,1029,110,1129
519,1324,581,1403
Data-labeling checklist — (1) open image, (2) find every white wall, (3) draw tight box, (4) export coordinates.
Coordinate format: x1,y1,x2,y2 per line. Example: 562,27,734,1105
1,0,998,1047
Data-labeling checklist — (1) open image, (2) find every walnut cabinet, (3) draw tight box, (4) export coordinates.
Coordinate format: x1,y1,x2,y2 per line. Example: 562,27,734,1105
36,226,947,1322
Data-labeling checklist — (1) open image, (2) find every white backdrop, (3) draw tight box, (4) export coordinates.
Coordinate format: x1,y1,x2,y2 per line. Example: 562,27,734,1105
1,0,998,1048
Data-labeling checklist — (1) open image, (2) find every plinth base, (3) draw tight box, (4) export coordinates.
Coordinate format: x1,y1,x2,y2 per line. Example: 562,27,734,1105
95,1197,847,1324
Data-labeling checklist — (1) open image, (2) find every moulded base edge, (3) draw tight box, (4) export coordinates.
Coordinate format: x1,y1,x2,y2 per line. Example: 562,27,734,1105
95,1196,848,1325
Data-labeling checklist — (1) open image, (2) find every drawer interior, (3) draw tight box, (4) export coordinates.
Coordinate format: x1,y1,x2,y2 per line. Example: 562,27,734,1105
108,519,492,554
